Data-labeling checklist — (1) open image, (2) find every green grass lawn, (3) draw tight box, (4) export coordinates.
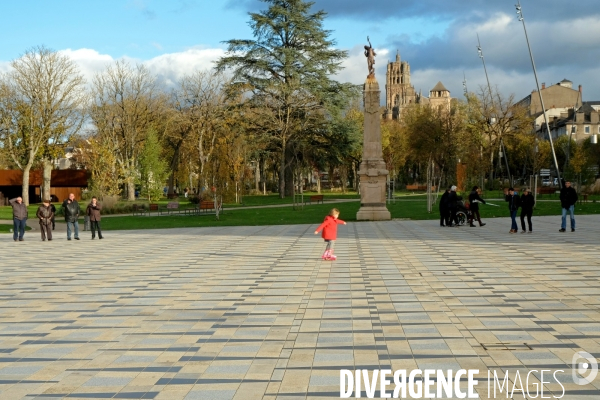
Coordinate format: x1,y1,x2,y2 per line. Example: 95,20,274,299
229,192,360,207
0,224,32,234
97,197,600,231
0,191,360,219
0,205,41,220
100,202,361,230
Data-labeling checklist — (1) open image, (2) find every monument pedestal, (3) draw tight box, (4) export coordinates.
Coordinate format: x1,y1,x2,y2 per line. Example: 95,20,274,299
356,77,391,221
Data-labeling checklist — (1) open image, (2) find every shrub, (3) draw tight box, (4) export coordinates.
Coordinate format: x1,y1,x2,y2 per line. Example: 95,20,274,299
101,195,119,210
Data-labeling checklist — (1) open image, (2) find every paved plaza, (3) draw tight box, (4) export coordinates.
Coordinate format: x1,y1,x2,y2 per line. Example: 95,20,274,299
1,215,600,399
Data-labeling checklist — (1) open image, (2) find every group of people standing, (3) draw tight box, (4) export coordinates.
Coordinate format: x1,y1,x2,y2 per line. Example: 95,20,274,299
503,187,535,233
439,185,487,227
504,181,578,233
9,194,103,242
437,180,579,234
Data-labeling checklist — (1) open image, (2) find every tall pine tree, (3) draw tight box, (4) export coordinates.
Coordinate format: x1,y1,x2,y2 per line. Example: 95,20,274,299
216,0,350,197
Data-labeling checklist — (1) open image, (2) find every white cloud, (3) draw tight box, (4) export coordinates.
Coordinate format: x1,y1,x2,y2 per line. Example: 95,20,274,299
0,61,10,74
58,48,115,85
3,40,598,106
0,47,227,88
144,47,226,86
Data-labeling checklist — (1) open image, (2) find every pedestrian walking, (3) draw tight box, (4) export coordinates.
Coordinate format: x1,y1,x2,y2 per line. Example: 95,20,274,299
468,186,487,227
447,185,462,227
439,187,450,227
9,196,28,242
520,188,535,233
86,197,103,240
559,181,578,232
62,193,80,240
314,208,346,261
36,199,54,241
504,187,521,233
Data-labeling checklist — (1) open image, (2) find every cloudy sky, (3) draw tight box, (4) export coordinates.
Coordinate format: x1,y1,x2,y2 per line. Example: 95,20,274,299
1,0,599,103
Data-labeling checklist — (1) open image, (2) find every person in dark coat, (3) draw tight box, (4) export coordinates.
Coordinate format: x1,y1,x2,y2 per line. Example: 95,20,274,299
36,199,54,241
9,196,28,242
447,185,462,227
520,188,535,233
86,197,103,240
439,187,451,227
504,187,521,233
468,186,486,227
559,181,578,232
62,193,80,240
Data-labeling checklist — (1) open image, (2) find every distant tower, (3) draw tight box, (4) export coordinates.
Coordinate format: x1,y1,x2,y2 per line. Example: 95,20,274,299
384,51,418,120
428,81,451,111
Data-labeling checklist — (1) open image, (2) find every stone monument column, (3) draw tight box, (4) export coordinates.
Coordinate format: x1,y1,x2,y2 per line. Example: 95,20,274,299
356,75,391,221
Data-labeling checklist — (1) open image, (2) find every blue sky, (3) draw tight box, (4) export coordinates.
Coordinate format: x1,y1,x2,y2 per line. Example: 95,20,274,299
0,1,448,59
2,0,600,102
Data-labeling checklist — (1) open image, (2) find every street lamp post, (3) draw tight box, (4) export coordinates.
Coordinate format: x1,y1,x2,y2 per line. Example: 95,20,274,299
477,36,512,187
515,0,562,187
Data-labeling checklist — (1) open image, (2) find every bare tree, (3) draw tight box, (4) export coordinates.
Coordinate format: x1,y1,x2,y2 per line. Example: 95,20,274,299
90,61,160,201
166,71,230,193
0,46,86,205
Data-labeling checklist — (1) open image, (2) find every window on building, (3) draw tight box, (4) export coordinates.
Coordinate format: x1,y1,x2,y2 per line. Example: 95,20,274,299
585,125,590,134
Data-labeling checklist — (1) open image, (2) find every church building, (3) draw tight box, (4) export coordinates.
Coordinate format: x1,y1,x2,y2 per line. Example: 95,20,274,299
384,51,451,119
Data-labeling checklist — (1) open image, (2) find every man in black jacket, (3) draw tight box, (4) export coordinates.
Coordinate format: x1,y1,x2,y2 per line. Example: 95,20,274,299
520,188,535,233
439,187,450,227
62,193,80,240
468,186,486,227
559,181,578,232
504,187,521,233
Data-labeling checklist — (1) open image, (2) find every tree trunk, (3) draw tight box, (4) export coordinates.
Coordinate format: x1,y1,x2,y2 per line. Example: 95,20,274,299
317,171,321,194
279,147,286,199
127,179,135,201
489,149,495,190
167,146,180,196
340,165,348,194
22,164,32,206
284,162,294,197
42,158,53,201
255,161,260,192
426,156,433,213
328,165,334,191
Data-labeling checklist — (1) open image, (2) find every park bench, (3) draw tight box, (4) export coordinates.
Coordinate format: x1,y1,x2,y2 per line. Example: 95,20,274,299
185,200,223,215
133,203,159,216
160,202,181,215
132,204,146,216
305,194,324,205
536,187,559,197
406,184,437,191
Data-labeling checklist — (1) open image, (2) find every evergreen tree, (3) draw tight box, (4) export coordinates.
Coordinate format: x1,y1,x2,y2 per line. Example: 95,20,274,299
216,0,351,198
138,129,168,202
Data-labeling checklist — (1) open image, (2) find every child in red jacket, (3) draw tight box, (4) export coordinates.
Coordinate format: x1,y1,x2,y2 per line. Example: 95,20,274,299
314,208,346,261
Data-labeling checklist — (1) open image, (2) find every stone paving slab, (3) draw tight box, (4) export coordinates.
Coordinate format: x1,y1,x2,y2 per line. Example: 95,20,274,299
0,215,599,399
